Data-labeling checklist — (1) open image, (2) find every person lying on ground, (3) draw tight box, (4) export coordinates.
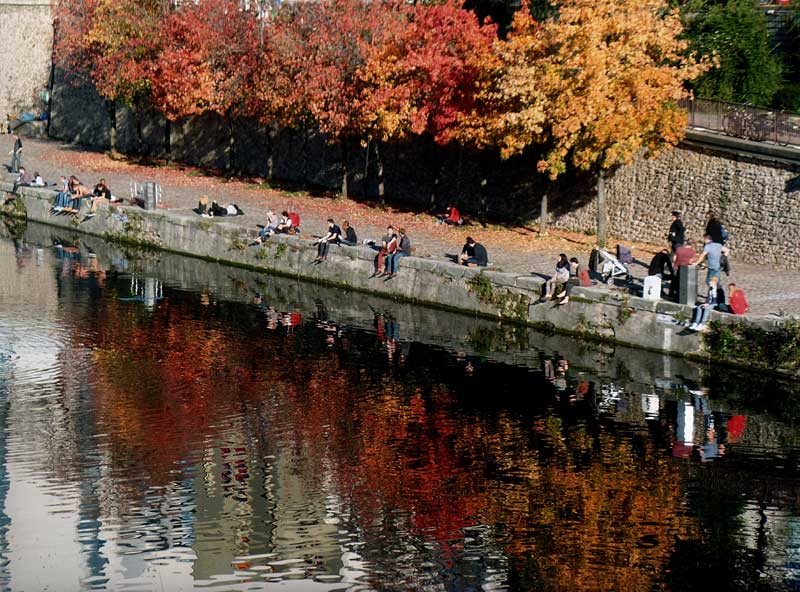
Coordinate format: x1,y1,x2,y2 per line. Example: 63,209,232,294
315,218,341,262
688,275,725,331
252,210,279,244
458,236,488,267
542,254,570,301
383,228,410,278
727,283,749,315
438,204,463,225
207,201,244,217
340,220,357,246
30,172,45,187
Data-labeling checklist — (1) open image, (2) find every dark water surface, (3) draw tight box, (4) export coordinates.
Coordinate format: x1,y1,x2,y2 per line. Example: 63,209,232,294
1,222,799,592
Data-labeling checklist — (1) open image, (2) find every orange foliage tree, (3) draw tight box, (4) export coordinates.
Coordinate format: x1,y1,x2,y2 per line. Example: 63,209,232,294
491,0,708,243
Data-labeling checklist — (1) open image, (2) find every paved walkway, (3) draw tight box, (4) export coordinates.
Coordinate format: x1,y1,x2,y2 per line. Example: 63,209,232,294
4,137,798,317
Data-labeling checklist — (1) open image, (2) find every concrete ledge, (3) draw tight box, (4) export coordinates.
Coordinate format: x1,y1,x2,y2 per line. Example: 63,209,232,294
4,180,785,363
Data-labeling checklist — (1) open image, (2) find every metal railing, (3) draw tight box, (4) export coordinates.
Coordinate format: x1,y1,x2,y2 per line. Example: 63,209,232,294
679,97,800,148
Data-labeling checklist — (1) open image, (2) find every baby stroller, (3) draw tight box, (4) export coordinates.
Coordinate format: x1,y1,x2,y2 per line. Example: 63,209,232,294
590,247,633,284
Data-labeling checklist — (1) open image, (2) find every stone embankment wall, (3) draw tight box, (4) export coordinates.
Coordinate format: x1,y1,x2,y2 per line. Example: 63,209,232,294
4,181,792,367
555,142,800,266
0,0,52,119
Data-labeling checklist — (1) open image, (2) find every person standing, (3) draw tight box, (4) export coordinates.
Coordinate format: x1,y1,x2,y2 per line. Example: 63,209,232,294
667,211,685,252
693,235,723,286
704,211,726,245
670,238,696,301
8,133,22,174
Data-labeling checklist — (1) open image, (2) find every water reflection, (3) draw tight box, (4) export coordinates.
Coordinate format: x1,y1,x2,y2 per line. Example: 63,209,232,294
0,224,799,591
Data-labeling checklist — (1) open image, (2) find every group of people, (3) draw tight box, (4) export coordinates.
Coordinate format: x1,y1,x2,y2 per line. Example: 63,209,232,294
364,225,411,278
251,210,302,243
541,254,589,305
656,209,749,331
52,176,117,218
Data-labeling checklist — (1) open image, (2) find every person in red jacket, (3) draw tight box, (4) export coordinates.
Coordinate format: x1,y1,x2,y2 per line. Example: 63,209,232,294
728,283,749,315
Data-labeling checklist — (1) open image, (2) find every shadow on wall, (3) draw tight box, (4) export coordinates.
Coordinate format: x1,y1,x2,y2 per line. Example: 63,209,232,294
48,68,597,223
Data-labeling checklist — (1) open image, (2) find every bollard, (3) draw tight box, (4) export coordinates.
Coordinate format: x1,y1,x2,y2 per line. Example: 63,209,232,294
142,182,160,210
678,264,698,305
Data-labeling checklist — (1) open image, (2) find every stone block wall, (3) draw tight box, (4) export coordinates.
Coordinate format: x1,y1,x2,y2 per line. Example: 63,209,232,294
552,144,800,265
0,0,52,119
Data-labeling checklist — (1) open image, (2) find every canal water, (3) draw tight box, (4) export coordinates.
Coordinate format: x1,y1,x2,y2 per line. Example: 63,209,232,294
0,221,799,592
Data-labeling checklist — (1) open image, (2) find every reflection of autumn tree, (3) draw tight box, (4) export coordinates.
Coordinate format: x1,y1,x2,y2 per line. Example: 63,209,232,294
73,288,693,589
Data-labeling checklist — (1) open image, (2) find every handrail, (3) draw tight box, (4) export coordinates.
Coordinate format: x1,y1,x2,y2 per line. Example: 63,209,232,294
679,97,800,148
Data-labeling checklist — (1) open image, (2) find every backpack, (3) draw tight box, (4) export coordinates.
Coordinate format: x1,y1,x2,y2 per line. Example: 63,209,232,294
288,212,300,228
720,223,729,242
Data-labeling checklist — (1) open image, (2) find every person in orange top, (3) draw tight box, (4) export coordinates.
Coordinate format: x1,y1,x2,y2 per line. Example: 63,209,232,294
727,283,749,315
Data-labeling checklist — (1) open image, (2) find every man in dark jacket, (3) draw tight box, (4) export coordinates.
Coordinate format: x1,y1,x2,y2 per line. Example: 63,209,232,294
667,211,685,252
648,247,674,278
704,211,726,245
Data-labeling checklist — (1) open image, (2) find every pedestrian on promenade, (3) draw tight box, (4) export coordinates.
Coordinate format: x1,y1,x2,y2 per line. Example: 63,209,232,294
314,218,341,262
704,211,727,245
7,134,22,174
693,235,723,286
667,211,685,252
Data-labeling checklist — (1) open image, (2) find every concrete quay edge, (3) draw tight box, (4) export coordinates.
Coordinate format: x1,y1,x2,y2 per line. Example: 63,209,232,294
2,181,790,367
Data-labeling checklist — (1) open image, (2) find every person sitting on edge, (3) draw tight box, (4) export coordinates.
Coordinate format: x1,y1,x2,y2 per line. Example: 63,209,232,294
315,218,341,262
689,275,725,331
93,178,112,200
459,236,488,267
367,225,396,276
70,180,93,217
12,166,32,193
383,227,410,278
31,171,45,187
340,220,357,246
542,254,570,301
667,210,685,253
53,176,72,212
275,211,294,234
253,210,279,244
439,204,463,225
727,283,749,315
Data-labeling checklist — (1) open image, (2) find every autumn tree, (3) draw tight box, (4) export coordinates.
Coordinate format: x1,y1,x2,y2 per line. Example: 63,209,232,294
149,0,261,166
53,0,165,154
492,0,707,245
359,0,500,205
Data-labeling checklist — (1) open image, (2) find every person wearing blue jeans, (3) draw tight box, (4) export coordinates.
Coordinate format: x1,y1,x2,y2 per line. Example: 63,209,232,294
693,234,723,285
385,228,410,278
8,134,22,174
689,276,725,331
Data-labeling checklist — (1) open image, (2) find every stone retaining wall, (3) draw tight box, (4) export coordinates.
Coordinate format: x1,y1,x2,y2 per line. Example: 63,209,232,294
556,143,800,266
0,0,52,119
6,180,790,366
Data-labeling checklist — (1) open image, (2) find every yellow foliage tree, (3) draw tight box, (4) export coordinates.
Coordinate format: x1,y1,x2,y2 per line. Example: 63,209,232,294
492,0,709,244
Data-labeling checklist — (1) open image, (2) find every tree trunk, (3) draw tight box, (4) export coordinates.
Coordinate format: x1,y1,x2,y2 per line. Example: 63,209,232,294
376,142,385,207
597,170,607,247
266,120,278,181
540,192,548,236
226,116,235,174
341,140,348,198
134,99,145,156
107,100,118,155
164,119,172,163
363,139,371,200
